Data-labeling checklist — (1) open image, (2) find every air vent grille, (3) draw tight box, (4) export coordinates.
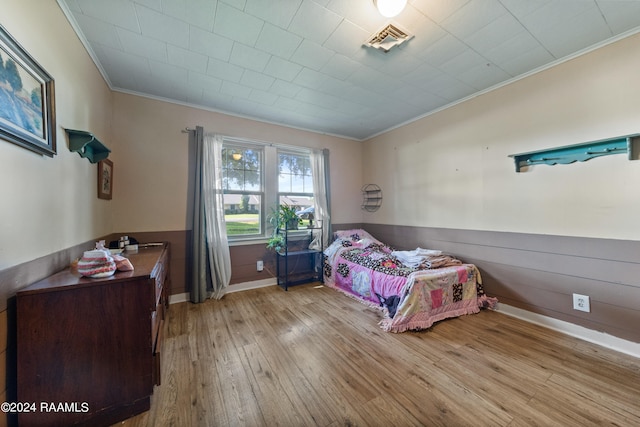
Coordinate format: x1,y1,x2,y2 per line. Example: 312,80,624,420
364,23,414,52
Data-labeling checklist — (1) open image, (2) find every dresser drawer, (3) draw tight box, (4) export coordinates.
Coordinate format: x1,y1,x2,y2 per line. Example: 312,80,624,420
152,318,164,386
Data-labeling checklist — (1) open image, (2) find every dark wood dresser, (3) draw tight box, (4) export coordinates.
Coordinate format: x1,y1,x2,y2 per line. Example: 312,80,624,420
16,243,170,426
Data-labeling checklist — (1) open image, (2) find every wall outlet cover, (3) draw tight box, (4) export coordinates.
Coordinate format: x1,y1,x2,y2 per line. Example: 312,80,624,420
573,293,590,312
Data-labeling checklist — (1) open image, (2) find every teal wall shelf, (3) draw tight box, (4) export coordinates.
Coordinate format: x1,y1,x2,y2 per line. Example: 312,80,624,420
65,129,111,163
509,134,640,172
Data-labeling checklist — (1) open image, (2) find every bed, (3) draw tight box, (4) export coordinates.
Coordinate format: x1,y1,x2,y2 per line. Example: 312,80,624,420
323,229,497,332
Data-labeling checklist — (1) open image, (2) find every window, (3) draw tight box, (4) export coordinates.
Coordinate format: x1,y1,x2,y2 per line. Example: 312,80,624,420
222,144,263,238
222,139,313,240
278,151,313,225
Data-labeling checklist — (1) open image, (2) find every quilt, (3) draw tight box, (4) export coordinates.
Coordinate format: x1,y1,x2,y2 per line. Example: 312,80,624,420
323,229,497,332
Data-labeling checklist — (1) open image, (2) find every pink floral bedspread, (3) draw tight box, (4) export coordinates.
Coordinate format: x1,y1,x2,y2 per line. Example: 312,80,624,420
323,230,497,332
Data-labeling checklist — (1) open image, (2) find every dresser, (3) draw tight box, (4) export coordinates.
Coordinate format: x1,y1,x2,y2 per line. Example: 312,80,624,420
16,244,170,426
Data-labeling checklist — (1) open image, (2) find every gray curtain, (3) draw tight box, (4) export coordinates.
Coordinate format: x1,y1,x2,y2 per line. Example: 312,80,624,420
190,127,232,303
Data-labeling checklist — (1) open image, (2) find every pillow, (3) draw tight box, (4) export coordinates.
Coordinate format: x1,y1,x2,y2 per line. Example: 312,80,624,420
333,228,379,243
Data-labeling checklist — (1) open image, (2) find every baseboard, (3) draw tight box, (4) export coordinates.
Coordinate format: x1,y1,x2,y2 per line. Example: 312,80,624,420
226,278,277,293
169,278,276,305
496,303,640,359
169,292,189,304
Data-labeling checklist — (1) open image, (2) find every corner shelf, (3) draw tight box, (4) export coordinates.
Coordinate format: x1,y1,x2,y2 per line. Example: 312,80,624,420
65,129,111,163
509,134,639,172
361,184,382,212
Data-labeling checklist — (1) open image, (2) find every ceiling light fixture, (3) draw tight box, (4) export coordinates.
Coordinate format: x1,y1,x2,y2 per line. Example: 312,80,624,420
374,0,407,18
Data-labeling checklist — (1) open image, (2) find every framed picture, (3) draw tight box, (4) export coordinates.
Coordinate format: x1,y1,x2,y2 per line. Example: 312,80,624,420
0,24,56,157
98,159,113,200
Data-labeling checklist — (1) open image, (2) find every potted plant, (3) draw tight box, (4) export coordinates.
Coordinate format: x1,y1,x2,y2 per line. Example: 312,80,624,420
266,234,285,253
269,204,301,231
266,204,302,253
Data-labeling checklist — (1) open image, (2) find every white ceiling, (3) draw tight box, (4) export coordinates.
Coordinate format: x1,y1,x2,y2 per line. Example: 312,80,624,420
58,0,640,140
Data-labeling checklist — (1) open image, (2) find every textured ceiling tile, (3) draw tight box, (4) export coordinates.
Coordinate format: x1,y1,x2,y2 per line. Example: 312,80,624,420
220,80,252,98
136,0,162,12
290,40,334,70
90,44,138,87
188,71,223,93
116,28,168,61
206,56,244,82
240,69,276,90
500,0,552,18
135,3,190,47
189,26,234,61
76,0,141,32
597,0,640,34
531,7,613,58
248,88,279,105
269,79,303,98
441,0,508,40
321,54,359,80
202,90,233,108
229,43,271,72
96,44,152,78
325,0,387,33
294,67,329,89
167,45,208,73
161,0,216,31
263,56,303,82
464,13,524,55
287,1,342,44
255,22,303,58
482,31,545,71
72,12,123,50
497,44,555,76
219,0,246,10
416,33,468,67
439,49,488,77
323,19,371,57
413,0,472,24
214,3,265,46
244,0,302,29
457,62,511,90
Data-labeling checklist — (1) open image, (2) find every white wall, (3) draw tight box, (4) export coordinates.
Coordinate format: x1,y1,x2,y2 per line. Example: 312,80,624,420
110,92,363,233
362,33,640,241
0,0,113,270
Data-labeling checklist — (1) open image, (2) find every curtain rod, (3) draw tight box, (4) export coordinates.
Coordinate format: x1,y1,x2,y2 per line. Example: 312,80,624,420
181,127,324,154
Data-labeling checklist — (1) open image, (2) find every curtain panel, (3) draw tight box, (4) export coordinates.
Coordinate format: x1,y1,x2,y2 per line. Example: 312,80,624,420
190,127,232,302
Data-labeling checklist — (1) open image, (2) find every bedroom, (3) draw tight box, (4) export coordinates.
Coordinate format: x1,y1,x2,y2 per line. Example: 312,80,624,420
1,0,639,425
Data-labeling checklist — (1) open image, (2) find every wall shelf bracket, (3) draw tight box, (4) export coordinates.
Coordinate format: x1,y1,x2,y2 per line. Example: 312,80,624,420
65,129,111,163
509,134,640,172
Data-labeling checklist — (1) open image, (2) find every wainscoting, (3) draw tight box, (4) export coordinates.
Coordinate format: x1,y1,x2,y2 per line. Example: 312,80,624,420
362,224,640,344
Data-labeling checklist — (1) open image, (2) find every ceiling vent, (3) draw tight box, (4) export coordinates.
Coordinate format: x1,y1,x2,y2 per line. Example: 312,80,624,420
364,23,414,52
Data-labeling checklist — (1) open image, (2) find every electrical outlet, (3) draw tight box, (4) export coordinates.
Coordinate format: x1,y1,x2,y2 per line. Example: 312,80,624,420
573,293,590,312
257,260,263,272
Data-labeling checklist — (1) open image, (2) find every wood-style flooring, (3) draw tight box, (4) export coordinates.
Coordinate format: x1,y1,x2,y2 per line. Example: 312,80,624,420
118,283,640,427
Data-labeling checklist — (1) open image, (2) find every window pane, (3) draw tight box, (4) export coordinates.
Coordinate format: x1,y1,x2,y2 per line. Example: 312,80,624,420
223,146,262,191
278,152,312,193
224,193,262,236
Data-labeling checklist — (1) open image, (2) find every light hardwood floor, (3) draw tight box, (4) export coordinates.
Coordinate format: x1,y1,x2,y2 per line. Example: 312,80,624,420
118,283,640,427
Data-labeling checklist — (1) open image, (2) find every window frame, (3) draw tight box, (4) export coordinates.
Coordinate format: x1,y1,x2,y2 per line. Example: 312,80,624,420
222,138,313,244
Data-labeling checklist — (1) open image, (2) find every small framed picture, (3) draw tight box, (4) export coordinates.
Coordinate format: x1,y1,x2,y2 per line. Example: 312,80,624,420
97,159,113,200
